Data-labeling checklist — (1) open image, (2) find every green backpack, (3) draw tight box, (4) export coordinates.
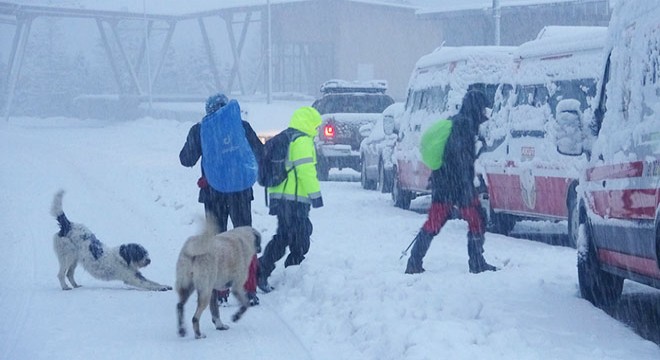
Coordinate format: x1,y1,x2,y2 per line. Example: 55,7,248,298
420,119,453,170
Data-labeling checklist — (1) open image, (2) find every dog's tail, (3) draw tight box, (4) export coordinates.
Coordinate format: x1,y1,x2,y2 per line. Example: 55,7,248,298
180,215,220,258
202,212,220,239
51,189,71,237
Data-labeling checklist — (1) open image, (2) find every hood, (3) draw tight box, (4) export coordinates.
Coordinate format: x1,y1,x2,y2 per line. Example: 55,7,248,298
289,106,322,136
456,90,490,134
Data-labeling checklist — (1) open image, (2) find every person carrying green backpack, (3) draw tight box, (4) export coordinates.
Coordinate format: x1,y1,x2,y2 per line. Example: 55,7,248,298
405,90,497,274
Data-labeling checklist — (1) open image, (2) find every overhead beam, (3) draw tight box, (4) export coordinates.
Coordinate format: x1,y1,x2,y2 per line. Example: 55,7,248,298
109,20,143,94
198,17,223,92
0,1,177,22
149,21,176,90
224,11,253,95
4,15,33,120
96,19,124,93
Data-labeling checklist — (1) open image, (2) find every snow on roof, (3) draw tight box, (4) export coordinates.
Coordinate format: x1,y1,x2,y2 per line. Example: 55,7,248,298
515,26,607,59
415,45,516,70
409,46,514,100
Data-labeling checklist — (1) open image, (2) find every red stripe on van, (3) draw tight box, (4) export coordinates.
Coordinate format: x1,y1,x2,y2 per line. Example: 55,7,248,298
599,249,660,279
589,188,657,219
586,161,644,181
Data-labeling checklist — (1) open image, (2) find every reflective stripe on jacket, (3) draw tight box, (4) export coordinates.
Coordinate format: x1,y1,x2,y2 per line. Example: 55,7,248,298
268,107,322,205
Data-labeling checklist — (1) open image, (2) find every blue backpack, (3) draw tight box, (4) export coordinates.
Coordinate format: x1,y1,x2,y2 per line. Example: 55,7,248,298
200,100,257,192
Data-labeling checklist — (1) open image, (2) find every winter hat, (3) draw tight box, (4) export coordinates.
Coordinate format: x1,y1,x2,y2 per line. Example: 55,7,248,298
459,89,491,126
205,93,229,115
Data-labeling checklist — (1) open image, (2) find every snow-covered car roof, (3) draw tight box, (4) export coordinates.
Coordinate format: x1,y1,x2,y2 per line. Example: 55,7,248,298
320,79,389,95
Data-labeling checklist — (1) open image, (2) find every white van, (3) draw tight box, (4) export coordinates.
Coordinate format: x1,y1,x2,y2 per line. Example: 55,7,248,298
477,26,606,245
556,1,660,307
391,46,515,209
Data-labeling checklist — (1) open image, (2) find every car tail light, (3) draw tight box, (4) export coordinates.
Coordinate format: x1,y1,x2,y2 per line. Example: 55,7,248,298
323,124,335,140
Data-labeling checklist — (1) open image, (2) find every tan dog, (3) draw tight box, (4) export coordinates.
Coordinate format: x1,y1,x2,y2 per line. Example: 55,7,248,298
175,219,261,339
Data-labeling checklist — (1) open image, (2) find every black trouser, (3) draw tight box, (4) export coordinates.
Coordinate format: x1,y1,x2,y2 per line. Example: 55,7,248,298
259,201,312,279
203,189,253,233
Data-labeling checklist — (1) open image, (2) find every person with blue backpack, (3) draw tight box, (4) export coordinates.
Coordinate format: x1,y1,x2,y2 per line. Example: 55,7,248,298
257,106,324,293
179,93,264,305
405,90,498,275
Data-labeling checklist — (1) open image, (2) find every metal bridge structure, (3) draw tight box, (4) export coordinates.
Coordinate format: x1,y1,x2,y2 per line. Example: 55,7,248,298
0,1,272,119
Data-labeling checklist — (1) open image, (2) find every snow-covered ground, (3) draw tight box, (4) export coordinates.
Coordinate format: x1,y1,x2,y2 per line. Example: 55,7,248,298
1,102,659,359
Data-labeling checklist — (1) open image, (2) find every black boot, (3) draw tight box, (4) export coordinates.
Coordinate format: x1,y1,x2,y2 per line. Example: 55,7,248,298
467,233,497,274
257,274,274,293
256,257,275,293
405,230,435,274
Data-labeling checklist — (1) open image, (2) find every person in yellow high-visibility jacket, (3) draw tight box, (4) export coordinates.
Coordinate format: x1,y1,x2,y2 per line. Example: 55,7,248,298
257,106,324,293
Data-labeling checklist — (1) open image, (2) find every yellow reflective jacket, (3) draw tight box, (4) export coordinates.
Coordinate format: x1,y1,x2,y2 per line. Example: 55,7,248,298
267,107,323,207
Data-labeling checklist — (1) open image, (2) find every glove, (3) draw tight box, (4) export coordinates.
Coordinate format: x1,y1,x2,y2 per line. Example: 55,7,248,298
197,176,208,189
311,196,324,208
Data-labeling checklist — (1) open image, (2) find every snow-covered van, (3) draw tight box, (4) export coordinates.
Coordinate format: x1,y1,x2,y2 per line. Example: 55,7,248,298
556,1,660,307
391,46,515,209
477,26,606,244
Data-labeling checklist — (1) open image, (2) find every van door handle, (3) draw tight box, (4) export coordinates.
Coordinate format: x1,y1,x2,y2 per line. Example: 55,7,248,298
602,180,606,187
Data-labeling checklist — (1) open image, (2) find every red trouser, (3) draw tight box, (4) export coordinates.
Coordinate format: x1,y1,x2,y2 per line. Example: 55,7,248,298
422,197,485,236
217,254,258,295
244,254,258,292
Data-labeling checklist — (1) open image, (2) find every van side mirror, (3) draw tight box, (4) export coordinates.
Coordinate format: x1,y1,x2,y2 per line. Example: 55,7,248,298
383,115,395,135
555,99,584,156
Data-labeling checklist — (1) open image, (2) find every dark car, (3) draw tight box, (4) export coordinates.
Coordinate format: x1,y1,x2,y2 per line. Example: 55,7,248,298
312,79,395,181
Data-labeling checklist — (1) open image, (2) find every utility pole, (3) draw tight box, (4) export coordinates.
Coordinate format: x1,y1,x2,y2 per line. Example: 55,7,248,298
267,0,272,104
493,0,501,45
143,0,153,114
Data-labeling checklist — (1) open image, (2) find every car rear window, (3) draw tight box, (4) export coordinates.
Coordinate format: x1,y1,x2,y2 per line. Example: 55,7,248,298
313,94,394,115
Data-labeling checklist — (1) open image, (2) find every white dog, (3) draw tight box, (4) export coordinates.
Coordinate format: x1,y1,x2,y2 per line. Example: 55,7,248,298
51,190,171,291
175,218,261,339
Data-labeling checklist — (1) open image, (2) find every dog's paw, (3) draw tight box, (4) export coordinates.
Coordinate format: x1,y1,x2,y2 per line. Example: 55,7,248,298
178,328,186,337
231,307,247,322
195,333,206,339
159,285,172,291
215,324,229,331
61,286,72,291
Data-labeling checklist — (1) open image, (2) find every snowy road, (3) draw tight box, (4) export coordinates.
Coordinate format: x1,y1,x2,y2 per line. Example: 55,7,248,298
1,116,658,359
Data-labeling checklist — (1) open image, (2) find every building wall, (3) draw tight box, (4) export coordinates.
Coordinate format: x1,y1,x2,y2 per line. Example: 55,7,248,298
270,1,443,100
437,0,611,46
332,2,443,100
266,0,609,100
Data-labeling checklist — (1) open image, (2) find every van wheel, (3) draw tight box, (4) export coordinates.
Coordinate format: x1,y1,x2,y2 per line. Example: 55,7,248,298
316,156,329,181
360,156,376,190
567,190,579,248
392,172,411,209
577,222,624,308
378,160,393,193
489,212,516,235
